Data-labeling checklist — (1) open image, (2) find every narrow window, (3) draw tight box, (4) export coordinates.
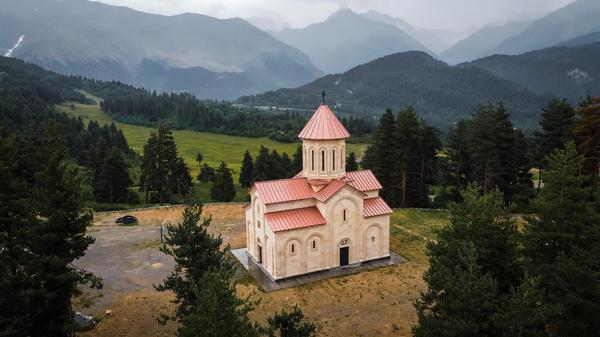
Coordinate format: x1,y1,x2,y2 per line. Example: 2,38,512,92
257,220,261,228
291,244,295,253
332,149,336,171
343,209,347,222
312,240,316,249
321,150,325,171
311,150,315,171
371,236,375,242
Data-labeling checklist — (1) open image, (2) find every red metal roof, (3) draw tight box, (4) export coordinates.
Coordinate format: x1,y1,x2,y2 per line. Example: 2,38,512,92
298,104,350,140
363,197,393,217
314,180,346,202
343,170,383,191
253,178,314,204
265,207,326,232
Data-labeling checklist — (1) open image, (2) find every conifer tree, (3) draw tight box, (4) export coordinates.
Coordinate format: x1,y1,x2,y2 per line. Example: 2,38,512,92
95,148,132,203
573,97,600,185
446,120,472,200
253,146,271,182
394,107,422,207
139,123,179,204
211,162,236,202
264,305,317,337
0,124,100,336
291,144,303,175
156,192,234,326
524,141,600,336
345,152,358,171
280,152,293,178
170,157,193,197
239,150,254,188
198,163,216,184
371,109,396,204
533,99,576,167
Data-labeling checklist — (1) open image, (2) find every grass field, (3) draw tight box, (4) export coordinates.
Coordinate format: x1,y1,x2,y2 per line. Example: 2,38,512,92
78,207,449,337
57,93,367,182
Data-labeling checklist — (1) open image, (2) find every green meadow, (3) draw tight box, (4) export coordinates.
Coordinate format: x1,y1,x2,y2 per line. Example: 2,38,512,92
56,93,367,181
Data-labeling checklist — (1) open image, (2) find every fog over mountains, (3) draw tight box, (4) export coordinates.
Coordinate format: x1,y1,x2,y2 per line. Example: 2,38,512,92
1,0,599,117
0,0,322,100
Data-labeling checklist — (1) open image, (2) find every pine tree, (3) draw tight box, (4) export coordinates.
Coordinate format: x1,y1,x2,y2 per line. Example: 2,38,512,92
253,146,271,182
533,99,576,167
211,162,236,202
178,270,259,337
95,148,132,203
371,109,396,204
170,157,192,197
523,141,600,336
239,150,254,188
198,164,216,184
269,150,286,180
139,123,179,204
414,243,500,337
360,145,376,170
573,97,600,185
280,152,293,178
291,144,303,175
446,120,472,200
394,107,422,208
0,123,100,336
155,194,231,323
345,152,358,171
264,305,317,337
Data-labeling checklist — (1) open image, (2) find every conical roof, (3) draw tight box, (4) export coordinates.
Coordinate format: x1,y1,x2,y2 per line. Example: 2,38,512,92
298,104,350,140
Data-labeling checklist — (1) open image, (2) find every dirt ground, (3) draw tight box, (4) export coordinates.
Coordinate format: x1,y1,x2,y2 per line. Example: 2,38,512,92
77,204,428,337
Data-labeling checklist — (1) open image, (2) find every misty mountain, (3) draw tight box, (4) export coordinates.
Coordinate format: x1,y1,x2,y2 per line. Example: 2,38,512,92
272,9,430,74
360,11,450,54
440,20,532,65
490,0,600,56
462,42,600,102
0,0,322,100
238,51,549,131
557,31,600,47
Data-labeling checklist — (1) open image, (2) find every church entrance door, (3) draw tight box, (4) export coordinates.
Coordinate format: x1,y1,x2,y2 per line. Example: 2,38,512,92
340,246,349,266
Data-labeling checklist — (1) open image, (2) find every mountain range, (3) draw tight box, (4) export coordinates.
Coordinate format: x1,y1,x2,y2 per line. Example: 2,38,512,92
238,51,550,132
272,9,430,74
462,42,600,102
0,0,322,100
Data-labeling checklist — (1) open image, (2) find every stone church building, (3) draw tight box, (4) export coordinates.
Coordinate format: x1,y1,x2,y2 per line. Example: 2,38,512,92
245,102,392,280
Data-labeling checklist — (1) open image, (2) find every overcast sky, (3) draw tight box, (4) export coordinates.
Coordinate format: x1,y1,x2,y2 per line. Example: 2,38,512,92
95,0,575,31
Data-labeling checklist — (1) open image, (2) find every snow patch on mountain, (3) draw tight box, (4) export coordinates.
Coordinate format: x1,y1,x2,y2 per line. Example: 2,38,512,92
4,35,25,57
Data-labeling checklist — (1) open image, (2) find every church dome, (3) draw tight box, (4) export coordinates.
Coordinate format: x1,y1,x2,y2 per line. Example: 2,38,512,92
298,104,350,140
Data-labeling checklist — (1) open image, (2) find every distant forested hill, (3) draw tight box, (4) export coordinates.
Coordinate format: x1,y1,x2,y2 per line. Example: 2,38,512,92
0,0,322,100
0,57,372,142
462,42,600,102
238,51,551,132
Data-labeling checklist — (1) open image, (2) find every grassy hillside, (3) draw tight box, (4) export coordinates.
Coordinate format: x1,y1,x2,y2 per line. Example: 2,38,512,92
57,93,366,181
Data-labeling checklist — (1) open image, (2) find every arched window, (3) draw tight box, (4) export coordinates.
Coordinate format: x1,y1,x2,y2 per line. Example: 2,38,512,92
311,150,315,171
343,209,347,222
312,240,316,249
291,244,295,253
321,150,325,171
332,149,336,171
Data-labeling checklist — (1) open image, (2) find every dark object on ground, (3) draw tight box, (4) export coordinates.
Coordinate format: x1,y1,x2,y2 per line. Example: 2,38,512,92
116,215,137,224
74,312,96,329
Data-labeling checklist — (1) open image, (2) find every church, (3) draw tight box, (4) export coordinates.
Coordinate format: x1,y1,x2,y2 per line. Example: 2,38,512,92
244,99,392,280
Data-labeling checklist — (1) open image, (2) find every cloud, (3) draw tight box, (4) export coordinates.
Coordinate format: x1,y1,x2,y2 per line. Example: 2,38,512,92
93,0,575,31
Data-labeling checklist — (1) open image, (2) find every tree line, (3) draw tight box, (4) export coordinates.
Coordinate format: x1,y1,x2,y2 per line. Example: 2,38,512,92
101,90,374,142
364,97,599,210
414,141,600,337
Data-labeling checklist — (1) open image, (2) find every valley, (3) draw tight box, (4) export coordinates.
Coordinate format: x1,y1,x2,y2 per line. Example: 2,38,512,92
56,93,367,181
